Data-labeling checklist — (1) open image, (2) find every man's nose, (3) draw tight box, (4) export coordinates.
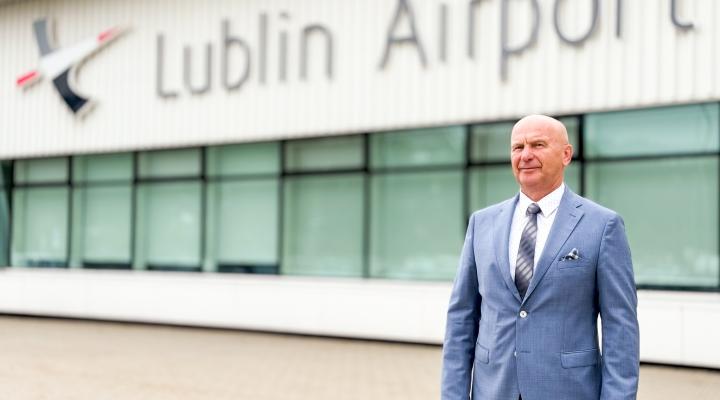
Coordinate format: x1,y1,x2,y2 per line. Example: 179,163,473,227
521,146,534,160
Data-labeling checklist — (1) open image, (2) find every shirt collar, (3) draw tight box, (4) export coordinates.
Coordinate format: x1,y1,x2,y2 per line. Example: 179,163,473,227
517,183,565,218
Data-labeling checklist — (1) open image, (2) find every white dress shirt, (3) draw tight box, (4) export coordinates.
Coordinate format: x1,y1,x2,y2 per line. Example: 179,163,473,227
508,183,565,281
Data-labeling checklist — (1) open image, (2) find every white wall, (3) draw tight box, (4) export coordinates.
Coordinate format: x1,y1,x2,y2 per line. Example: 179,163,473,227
1,0,719,158
0,268,718,369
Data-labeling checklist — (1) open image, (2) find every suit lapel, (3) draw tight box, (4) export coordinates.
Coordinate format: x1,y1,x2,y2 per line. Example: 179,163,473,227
493,194,522,303
523,188,585,303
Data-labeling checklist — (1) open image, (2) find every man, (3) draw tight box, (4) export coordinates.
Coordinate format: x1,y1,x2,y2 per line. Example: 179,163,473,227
441,115,639,400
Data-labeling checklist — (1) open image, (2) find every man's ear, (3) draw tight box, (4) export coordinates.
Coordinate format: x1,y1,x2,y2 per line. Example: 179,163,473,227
563,144,574,166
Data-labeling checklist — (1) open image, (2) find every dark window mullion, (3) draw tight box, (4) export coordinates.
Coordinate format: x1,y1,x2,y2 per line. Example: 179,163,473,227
206,173,280,182
370,164,465,175
283,167,365,177
135,175,203,184
638,284,720,292
71,180,134,188
6,161,14,267
12,181,69,188
65,156,72,268
277,140,286,275
200,147,207,272
130,152,139,270
362,133,370,279
585,151,718,164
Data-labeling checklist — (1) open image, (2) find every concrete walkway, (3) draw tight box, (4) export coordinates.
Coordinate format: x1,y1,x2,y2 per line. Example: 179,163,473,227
0,316,717,399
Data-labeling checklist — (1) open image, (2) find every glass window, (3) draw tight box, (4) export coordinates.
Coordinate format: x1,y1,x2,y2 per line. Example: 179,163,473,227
11,187,69,267
370,126,465,168
470,122,515,162
73,153,133,183
0,161,8,186
0,162,7,186
206,179,278,273
585,157,719,287
138,149,201,178
563,163,581,195
206,142,280,177
584,103,719,158
282,174,364,277
470,118,580,162
370,171,463,280
135,182,202,271
468,163,581,212
71,186,132,269
560,117,581,145
15,157,68,183
469,166,518,212
284,136,363,171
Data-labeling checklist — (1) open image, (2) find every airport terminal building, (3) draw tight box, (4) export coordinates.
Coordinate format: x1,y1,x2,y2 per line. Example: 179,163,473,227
1,0,719,368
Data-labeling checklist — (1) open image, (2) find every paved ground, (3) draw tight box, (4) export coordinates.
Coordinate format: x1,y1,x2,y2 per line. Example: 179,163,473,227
0,316,717,399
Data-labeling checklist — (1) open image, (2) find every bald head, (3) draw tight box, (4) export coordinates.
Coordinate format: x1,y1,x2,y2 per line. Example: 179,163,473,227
512,115,569,145
510,115,573,201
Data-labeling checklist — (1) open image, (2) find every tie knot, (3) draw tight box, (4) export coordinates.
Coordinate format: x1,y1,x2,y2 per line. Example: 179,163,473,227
526,203,541,216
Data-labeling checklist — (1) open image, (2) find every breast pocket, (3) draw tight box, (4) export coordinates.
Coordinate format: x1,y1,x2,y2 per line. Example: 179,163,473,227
555,257,596,298
557,258,594,271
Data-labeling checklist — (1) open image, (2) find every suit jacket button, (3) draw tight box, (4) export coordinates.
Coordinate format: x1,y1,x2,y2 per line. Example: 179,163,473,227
519,310,528,318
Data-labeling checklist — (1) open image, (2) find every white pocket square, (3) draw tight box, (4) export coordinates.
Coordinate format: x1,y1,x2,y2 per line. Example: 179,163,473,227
561,248,580,261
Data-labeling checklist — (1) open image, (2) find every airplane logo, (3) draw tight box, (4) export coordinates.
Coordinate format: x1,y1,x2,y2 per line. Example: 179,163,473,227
16,18,124,115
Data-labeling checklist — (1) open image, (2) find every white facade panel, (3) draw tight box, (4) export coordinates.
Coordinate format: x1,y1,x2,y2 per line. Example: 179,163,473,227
0,0,719,158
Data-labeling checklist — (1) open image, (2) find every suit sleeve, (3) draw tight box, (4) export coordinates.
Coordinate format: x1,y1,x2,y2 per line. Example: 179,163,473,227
441,212,482,400
597,214,640,400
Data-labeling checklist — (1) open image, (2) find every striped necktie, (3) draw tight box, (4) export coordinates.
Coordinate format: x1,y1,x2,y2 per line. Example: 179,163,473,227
515,203,541,299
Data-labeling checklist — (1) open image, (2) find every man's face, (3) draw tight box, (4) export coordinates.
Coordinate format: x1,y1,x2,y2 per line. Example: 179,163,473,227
510,117,573,196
